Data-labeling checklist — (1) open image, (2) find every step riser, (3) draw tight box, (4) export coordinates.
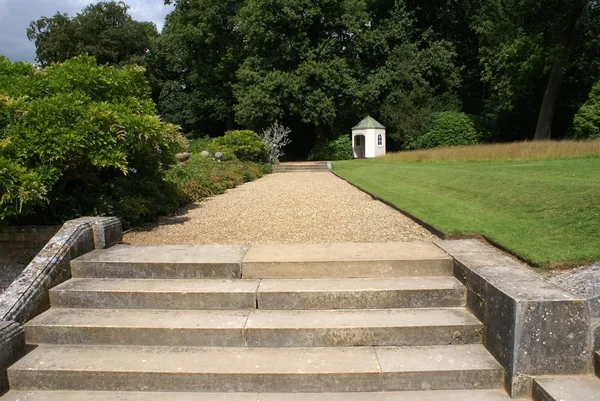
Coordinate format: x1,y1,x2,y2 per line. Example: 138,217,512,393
50,291,257,310
25,325,482,347
257,289,466,310
70,261,453,280
8,370,503,393
243,261,454,279
0,390,526,401
244,326,482,347
71,262,241,279
50,288,466,310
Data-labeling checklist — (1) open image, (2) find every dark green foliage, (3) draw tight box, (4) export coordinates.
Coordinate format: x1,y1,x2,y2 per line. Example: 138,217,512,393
573,79,600,139
27,1,158,67
307,135,353,161
0,55,186,226
208,130,267,162
408,111,480,150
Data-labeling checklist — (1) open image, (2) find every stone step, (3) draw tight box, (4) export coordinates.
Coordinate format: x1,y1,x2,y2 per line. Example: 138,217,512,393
533,376,600,401
272,169,329,173
24,307,482,347
0,389,524,400
50,277,466,310
8,344,504,392
71,245,249,279
243,243,453,279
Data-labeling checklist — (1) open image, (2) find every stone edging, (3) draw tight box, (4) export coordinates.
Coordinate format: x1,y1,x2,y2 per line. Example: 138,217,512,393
436,239,594,398
0,216,122,392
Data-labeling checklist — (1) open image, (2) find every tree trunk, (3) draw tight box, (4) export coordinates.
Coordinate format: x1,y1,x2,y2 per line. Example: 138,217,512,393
226,112,234,131
534,0,586,140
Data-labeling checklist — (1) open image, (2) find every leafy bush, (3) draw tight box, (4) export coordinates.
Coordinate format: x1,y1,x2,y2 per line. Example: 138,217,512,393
209,130,267,162
259,120,292,163
166,153,269,202
307,135,353,161
573,80,600,139
408,111,480,150
0,55,186,226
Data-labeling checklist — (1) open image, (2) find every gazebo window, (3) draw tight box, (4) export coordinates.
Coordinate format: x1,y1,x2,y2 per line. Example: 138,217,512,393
355,136,361,146
377,134,383,146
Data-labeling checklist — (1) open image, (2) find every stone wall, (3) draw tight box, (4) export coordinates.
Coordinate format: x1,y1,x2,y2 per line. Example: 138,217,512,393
0,226,60,292
436,239,594,398
0,217,122,393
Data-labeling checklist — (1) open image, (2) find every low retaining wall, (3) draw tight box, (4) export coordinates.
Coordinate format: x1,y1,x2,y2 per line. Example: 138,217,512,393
436,239,594,398
0,217,122,393
0,226,61,292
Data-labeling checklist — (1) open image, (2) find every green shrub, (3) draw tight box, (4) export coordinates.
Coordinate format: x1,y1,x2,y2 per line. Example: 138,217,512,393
307,135,353,161
0,55,186,226
408,111,480,150
209,130,267,162
573,80,600,139
187,136,213,153
166,153,270,202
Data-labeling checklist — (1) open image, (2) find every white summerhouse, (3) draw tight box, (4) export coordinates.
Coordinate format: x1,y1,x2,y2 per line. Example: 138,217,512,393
351,116,386,158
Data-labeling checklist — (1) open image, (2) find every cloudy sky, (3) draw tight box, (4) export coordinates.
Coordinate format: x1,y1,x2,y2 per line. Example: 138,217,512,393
0,0,174,63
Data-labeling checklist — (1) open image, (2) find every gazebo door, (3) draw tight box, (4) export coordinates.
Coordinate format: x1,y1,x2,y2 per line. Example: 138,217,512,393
354,135,365,158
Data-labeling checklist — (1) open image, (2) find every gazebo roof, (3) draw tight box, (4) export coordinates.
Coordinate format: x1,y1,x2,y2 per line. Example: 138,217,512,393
352,116,385,130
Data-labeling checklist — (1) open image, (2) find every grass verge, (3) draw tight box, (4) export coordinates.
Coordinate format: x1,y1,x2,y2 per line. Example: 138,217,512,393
333,158,600,267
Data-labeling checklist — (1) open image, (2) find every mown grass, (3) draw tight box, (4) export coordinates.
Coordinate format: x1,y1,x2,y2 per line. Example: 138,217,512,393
333,157,600,267
383,139,600,162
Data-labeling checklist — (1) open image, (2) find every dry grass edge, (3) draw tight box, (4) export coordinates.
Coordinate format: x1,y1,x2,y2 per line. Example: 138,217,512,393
382,139,600,162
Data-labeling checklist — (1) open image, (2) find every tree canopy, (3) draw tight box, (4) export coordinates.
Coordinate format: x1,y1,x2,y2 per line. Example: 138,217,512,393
18,0,600,157
27,1,158,66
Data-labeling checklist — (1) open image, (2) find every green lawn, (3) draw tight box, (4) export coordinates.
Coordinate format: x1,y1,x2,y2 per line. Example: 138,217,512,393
333,158,600,267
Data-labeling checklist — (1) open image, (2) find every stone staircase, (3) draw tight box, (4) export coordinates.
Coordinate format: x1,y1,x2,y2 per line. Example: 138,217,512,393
1,242,516,400
272,161,329,173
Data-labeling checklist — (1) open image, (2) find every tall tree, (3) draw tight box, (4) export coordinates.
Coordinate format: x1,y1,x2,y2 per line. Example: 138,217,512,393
27,1,158,66
474,0,600,140
534,0,587,139
154,0,244,134
233,0,369,141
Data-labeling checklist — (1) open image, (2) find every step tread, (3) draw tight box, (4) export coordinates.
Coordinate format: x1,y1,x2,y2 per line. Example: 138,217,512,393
245,307,482,329
73,244,249,265
258,276,463,292
243,243,453,279
534,375,600,401
26,307,481,330
245,242,450,263
54,276,462,293
52,278,261,293
0,390,523,401
9,344,501,374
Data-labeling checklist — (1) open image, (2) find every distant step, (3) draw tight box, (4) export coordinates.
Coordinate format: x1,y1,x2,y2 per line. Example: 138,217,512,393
0,389,526,401
533,376,600,401
8,344,504,392
24,307,482,347
243,243,453,279
50,276,466,310
272,162,329,173
71,245,249,279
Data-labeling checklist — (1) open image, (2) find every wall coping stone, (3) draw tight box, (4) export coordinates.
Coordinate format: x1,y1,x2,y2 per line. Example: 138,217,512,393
435,239,593,398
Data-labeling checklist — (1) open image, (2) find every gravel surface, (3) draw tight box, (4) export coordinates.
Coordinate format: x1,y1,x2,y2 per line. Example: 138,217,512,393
125,172,437,245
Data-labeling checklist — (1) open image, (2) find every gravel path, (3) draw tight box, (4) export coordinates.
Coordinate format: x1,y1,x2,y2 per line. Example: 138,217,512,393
125,172,436,245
